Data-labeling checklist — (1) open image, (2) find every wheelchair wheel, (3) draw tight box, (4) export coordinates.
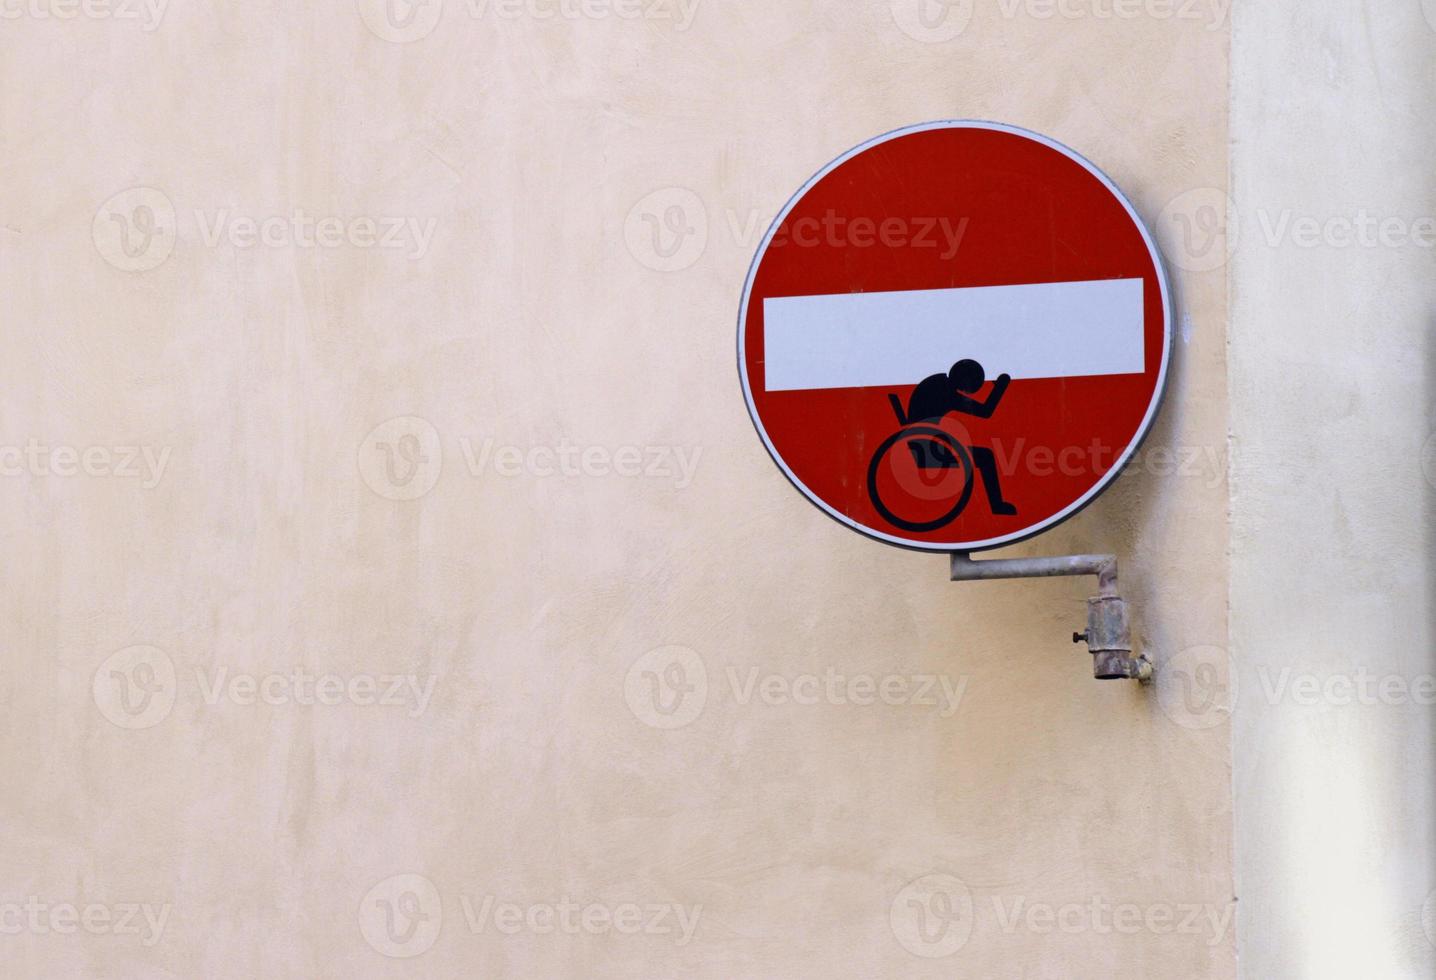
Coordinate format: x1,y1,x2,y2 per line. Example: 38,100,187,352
866,425,975,533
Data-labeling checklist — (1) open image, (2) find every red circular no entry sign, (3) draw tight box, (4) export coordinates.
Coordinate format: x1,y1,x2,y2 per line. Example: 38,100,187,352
738,121,1172,552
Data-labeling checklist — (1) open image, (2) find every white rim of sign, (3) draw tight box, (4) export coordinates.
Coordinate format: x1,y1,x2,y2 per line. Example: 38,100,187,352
736,120,1174,553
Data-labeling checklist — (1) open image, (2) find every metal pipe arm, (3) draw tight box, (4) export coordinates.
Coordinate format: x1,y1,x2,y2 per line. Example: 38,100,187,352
949,552,1118,596
948,551,1150,682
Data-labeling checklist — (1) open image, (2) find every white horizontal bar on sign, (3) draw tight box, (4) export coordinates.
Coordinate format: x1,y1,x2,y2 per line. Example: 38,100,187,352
761,278,1145,392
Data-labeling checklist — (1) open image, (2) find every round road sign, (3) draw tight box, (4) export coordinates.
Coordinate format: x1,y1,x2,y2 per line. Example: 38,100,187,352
738,121,1172,552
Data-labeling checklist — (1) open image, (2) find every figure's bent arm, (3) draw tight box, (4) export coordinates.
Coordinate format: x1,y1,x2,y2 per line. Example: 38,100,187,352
983,373,1012,414
952,374,1012,419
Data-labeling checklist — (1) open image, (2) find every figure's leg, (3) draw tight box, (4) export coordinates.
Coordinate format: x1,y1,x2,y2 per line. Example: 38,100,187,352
972,446,1017,515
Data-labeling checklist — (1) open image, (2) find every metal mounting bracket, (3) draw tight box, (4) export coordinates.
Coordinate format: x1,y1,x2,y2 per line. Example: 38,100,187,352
949,552,1154,683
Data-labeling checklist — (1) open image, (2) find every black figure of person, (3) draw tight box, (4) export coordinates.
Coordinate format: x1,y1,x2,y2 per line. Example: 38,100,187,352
903,359,1018,516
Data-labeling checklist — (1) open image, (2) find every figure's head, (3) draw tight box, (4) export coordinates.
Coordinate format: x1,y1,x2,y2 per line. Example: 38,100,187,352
949,359,985,393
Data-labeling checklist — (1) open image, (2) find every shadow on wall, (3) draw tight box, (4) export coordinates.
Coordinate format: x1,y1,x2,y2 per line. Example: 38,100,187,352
1079,268,1194,664
1425,317,1436,957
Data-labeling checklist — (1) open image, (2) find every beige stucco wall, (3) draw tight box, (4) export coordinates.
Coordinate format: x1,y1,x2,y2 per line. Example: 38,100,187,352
1230,2,1436,977
0,2,1231,976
